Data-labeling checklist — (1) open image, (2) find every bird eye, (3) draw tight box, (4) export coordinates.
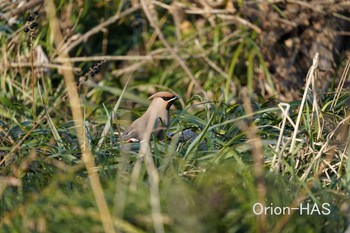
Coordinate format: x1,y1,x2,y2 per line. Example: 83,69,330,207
161,97,172,101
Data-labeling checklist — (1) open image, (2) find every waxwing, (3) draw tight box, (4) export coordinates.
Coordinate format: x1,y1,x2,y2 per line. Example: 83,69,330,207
121,92,179,142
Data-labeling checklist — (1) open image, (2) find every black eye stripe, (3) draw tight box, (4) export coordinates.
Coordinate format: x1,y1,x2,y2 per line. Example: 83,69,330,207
161,96,174,101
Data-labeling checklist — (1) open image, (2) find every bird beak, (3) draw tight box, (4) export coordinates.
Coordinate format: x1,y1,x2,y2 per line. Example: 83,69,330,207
168,95,179,104
165,95,180,110
172,96,180,101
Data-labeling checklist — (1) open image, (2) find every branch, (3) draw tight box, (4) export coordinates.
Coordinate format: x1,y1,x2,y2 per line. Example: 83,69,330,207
0,0,43,20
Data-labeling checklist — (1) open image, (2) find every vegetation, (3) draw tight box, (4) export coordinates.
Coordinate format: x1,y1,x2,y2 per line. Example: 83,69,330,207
1,0,349,232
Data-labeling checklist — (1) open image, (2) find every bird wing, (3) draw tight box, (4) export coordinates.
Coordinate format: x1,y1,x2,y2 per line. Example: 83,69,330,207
120,116,145,142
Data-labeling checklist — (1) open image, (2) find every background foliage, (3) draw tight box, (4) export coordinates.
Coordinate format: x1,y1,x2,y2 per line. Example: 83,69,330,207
1,0,350,232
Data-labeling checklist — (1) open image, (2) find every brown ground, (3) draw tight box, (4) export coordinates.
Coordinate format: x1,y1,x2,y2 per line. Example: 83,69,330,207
254,1,350,100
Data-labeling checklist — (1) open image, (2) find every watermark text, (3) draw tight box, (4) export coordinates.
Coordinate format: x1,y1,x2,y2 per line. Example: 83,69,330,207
252,202,331,216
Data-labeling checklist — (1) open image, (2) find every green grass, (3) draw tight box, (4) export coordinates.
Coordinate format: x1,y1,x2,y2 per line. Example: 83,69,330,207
1,1,350,232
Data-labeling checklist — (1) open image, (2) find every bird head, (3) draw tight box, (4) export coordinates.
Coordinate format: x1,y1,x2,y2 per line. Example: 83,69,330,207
148,92,179,110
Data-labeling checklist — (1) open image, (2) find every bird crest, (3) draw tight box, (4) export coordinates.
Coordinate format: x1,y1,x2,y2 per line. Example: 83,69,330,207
148,92,177,100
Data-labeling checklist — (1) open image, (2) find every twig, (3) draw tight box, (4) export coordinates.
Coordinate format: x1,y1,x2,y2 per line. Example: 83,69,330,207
111,60,148,76
62,4,141,54
9,62,81,71
217,14,262,34
55,54,172,62
0,0,43,20
140,0,207,99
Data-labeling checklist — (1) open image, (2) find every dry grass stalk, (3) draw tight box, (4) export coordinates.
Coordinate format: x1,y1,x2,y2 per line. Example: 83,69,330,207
136,109,165,233
271,103,290,172
45,1,115,233
289,53,319,152
331,56,350,109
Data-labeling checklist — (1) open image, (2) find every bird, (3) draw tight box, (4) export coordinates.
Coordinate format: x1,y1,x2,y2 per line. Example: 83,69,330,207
121,92,179,142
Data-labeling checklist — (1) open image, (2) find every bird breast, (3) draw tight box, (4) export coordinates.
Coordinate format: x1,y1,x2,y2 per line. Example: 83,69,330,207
148,99,170,126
